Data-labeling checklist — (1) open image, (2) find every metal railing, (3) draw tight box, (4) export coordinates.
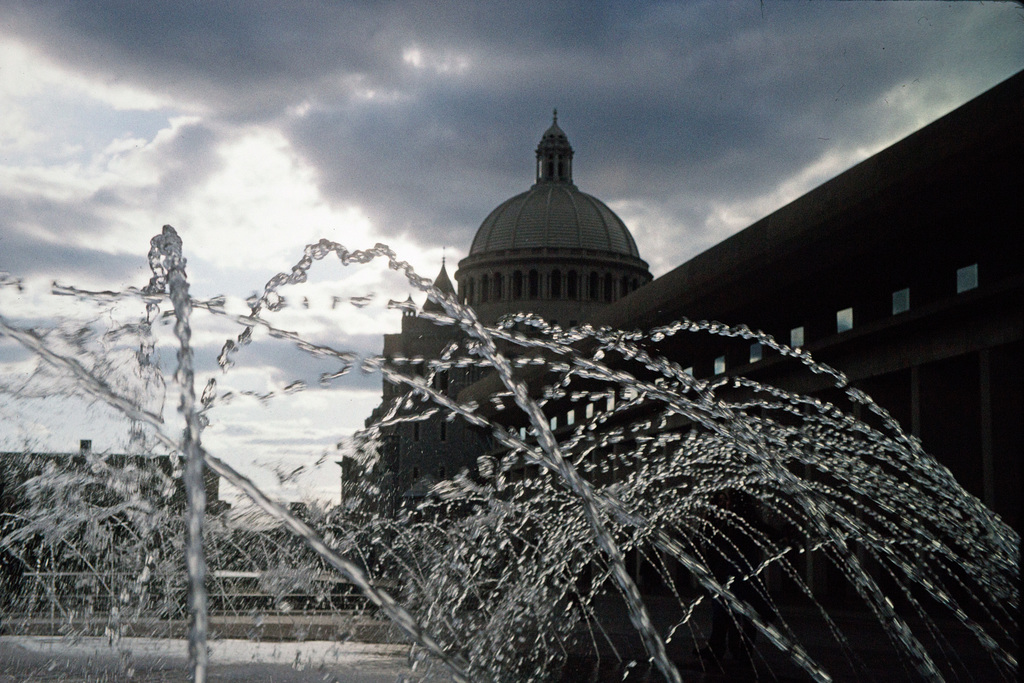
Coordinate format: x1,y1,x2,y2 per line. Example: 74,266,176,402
3,569,384,637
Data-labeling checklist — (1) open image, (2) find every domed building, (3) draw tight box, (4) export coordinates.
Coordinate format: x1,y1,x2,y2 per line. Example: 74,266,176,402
455,112,652,326
359,114,652,513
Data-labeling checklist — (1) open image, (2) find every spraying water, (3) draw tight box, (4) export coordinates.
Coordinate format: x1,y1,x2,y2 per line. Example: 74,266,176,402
0,227,1018,681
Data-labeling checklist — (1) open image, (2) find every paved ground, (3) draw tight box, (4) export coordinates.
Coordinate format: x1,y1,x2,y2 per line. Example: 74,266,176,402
0,637,424,682
1,598,1016,682
565,595,1017,682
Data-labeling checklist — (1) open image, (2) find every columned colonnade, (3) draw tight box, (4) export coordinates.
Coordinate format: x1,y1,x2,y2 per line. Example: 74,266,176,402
461,265,643,306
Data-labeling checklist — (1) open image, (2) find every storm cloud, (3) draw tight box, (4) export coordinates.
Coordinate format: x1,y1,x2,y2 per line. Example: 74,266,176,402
3,1,1021,275
1,0,1020,499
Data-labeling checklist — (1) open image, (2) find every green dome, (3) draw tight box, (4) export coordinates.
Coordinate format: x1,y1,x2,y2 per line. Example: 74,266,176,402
469,184,641,257
468,110,641,259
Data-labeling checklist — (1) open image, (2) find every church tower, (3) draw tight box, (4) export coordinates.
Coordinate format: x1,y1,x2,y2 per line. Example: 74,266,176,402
455,112,651,326
367,113,652,510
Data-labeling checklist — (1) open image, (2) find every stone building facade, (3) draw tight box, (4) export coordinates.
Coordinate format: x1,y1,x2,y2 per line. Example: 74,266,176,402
446,71,1022,604
364,114,652,510
455,112,652,326
464,71,1023,559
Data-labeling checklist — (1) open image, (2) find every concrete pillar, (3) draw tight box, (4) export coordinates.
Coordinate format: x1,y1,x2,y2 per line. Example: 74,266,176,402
910,364,921,438
634,547,643,589
850,395,867,565
803,463,818,594
979,349,995,508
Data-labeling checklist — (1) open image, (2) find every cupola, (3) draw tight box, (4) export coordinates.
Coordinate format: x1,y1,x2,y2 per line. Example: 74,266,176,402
455,112,652,326
535,109,574,184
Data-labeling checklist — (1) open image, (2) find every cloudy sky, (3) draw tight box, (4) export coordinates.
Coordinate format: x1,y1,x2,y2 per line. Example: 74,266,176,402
1,1,1022,504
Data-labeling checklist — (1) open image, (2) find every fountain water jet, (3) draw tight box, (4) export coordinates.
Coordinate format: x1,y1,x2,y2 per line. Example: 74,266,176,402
0,227,1018,682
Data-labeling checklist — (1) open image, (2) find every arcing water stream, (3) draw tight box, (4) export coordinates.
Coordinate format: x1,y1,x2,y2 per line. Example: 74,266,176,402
0,227,1018,681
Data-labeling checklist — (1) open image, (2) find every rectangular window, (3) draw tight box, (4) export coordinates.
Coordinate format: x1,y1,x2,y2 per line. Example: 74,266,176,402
413,423,420,442
892,288,910,315
957,263,978,293
714,355,726,375
438,466,446,479
790,326,805,348
836,307,853,333
439,421,447,442
519,427,527,440
550,416,558,430
749,343,762,363
606,395,616,412
586,402,594,419
566,409,575,426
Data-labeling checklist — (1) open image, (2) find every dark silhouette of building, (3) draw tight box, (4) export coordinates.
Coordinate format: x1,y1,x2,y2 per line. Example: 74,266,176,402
0,439,227,611
465,70,1023,543
0,439,225,516
366,71,1021,547
363,114,652,509
455,111,652,326
362,260,495,512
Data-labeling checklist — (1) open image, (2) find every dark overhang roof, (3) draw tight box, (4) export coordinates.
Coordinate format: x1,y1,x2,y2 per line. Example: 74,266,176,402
593,69,1024,333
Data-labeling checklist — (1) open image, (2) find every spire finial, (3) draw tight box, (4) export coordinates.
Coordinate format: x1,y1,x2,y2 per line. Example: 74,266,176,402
442,246,446,267
536,109,573,184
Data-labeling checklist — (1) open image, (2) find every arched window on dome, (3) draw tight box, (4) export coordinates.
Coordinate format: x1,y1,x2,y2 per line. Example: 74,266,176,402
494,273,503,300
603,273,613,302
528,269,539,299
589,272,599,300
551,269,562,298
567,270,578,300
513,271,523,299
481,274,489,303
466,278,475,304
620,275,629,300
631,278,638,292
